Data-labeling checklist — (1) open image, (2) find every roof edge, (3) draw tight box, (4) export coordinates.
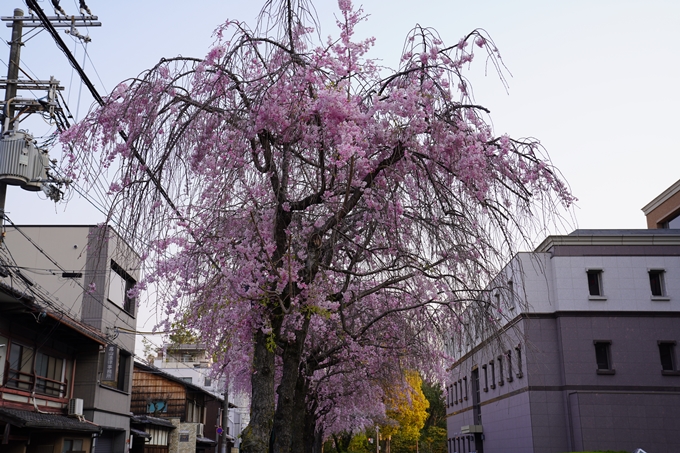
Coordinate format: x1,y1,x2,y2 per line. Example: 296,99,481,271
535,231,680,252
642,179,680,214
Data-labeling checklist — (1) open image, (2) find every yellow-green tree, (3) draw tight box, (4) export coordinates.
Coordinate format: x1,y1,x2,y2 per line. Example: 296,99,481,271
381,371,429,452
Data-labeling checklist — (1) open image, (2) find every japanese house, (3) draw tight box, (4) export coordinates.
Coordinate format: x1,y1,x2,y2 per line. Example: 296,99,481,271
0,225,141,453
130,361,231,453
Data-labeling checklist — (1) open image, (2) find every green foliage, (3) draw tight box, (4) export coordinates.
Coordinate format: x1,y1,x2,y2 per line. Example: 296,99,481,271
265,332,277,352
168,319,199,345
347,433,373,453
329,377,448,453
418,426,447,453
324,431,374,453
141,337,156,364
421,381,447,430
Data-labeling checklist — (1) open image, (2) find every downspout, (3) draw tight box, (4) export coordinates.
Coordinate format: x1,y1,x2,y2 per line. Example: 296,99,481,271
70,357,77,399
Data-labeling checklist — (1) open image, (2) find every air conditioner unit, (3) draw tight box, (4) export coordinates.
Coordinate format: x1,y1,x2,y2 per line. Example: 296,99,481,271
197,423,204,437
68,398,84,417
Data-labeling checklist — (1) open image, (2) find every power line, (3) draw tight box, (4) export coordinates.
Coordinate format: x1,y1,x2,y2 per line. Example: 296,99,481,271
3,216,137,328
24,0,220,271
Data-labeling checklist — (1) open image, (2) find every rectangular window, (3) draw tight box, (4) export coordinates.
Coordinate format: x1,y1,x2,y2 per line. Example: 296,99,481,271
8,343,34,391
102,348,131,392
116,350,131,392
463,376,468,401
507,280,515,311
515,345,523,378
497,356,504,386
649,270,667,297
658,341,678,374
35,351,66,396
0,335,7,385
489,361,496,389
458,379,463,403
587,269,603,297
453,382,458,404
506,350,513,382
594,341,614,374
147,400,168,414
147,428,169,446
482,364,488,392
108,261,136,315
8,344,68,397
62,439,84,453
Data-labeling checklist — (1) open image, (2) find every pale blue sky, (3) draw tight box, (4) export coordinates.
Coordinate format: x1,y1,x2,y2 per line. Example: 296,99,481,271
4,0,679,349
4,0,679,232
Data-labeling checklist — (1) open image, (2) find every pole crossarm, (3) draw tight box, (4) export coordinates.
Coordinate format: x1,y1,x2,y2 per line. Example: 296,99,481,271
0,79,64,91
1,16,101,28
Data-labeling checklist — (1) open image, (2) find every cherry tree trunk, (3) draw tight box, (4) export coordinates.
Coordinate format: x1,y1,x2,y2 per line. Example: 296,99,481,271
289,371,308,453
272,317,311,453
302,405,323,453
240,330,276,453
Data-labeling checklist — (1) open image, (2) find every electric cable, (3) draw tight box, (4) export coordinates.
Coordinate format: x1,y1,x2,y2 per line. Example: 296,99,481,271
25,0,220,271
3,216,136,327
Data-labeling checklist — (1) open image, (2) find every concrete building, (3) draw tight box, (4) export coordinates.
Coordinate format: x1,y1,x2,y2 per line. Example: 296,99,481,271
0,225,141,453
445,229,680,453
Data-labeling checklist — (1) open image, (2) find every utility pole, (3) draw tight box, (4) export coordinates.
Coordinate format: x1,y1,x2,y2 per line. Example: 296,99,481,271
221,378,229,453
0,6,101,229
376,425,380,453
0,8,24,231
4,8,22,128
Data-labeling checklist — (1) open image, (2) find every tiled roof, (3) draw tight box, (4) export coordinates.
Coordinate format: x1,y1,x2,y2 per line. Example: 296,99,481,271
130,427,152,438
130,414,176,429
197,436,218,445
0,407,101,433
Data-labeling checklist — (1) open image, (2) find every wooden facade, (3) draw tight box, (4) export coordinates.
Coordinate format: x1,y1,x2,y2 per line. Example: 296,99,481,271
131,362,219,424
132,367,188,420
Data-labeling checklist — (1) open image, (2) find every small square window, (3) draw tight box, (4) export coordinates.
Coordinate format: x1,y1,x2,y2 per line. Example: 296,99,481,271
594,341,614,374
587,269,604,297
649,270,667,298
